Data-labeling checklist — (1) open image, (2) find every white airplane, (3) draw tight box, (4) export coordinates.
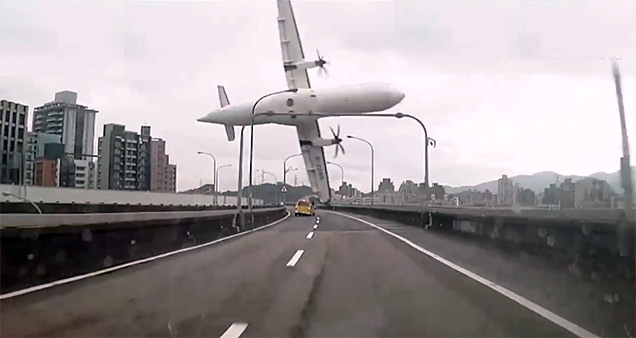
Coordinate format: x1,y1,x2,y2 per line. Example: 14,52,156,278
197,0,405,203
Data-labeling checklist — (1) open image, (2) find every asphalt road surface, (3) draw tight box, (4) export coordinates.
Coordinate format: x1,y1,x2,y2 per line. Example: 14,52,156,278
0,210,592,337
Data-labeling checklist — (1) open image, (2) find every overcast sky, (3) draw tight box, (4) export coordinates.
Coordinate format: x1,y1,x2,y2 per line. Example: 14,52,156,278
1,0,635,193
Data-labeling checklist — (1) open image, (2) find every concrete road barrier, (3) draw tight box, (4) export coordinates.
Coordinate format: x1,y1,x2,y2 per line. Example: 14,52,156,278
0,208,286,294
0,202,242,214
0,207,276,228
329,205,635,290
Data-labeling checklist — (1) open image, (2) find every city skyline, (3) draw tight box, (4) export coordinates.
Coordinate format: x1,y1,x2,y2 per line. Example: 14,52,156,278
4,85,633,193
1,92,177,192
1,0,635,192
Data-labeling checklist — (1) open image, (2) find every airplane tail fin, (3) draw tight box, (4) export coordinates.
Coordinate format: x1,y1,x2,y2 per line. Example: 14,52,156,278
218,85,230,107
218,85,235,141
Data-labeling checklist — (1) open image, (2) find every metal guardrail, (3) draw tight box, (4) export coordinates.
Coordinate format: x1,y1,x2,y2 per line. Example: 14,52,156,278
0,207,283,228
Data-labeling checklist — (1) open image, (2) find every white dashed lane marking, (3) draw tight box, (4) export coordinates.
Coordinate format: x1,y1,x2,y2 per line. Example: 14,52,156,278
306,232,314,239
220,323,248,338
313,224,318,230
286,250,304,267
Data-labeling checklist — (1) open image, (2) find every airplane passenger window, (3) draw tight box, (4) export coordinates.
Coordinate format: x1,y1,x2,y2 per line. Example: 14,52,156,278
286,98,294,107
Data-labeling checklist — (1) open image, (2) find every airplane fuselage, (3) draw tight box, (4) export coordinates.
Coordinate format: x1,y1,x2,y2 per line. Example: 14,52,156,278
197,0,406,204
198,82,405,127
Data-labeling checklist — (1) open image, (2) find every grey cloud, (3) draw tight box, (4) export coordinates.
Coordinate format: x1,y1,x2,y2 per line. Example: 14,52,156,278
393,0,636,76
293,0,636,80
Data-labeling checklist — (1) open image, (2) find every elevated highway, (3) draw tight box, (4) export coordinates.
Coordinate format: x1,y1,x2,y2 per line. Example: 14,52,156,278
1,208,633,337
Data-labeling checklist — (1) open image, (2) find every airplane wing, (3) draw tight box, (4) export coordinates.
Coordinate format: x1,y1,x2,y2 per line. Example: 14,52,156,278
277,0,311,89
296,120,331,203
278,0,330,202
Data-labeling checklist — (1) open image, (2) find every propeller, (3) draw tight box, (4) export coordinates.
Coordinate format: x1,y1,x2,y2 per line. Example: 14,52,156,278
316,49,329,77
329,125,345,158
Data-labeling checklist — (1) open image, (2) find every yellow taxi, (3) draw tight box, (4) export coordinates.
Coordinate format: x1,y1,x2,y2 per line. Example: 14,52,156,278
294,199,315,216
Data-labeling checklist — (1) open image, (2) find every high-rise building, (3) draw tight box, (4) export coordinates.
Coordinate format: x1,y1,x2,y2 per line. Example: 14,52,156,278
543,183,560,205
24,132,62,185
73,159,96,189
516,187,537,206
1,100,28,184
423,183,445,200
559,178,575,209
32,91,97,159
378,178,395,192
34,158,58,187
398,180,419,195
139,125,152,190
32,91,98,189
149,138,177,192
97,124,151,191
497,175,514,205
166,163,177,192
337,181,361,198
574,178,613,209
58,157,77,188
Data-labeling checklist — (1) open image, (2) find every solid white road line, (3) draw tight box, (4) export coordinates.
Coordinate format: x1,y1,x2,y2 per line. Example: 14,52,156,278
330,211,599,338
306,231,314,239
220,323,248,338
286,250,304,267
0,212,291,301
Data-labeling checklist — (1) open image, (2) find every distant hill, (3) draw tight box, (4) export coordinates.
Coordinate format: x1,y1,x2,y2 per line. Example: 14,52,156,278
588,169,630,193
444,167,634,194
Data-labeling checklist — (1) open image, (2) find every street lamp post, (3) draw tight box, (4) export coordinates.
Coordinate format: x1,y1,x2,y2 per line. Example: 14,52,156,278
327,161,344,187
283,167,298,186
612,62,634,257
264,171,278,183
255,111,434,188
612,62,634,218
281,167,297,205
236,126,247,230
347,135,374,205
196,151,217,205
255,169,262,184
394,113,434,188
283,154,302,205
283,153,303,185
264,170,279,204
215,164,232,201
256,169,278,184
248,89,298,213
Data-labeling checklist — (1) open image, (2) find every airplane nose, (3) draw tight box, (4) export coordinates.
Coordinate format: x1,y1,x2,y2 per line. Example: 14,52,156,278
197,111,217,123
391,88,405,104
